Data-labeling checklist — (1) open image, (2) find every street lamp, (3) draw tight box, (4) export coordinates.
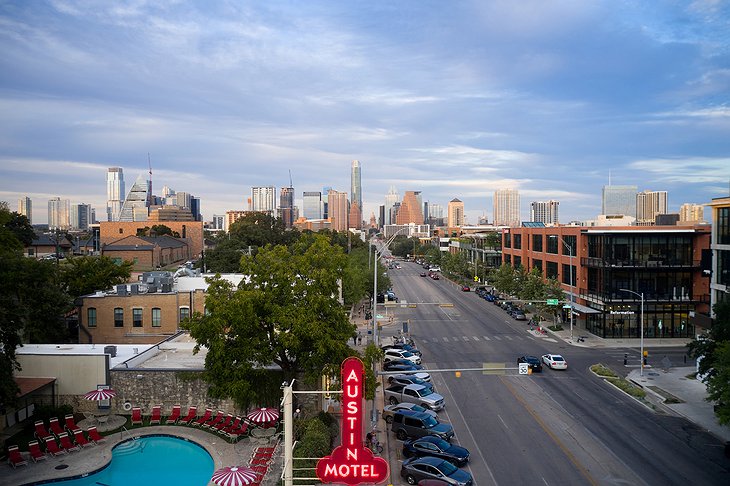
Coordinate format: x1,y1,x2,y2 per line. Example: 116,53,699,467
372,226,409,347
619,288,644,376
549,235,575,343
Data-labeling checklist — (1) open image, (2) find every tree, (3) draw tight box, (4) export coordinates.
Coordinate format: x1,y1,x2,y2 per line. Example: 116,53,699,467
705,341,730,425
688,301,730,382
182,234,356,406
59,256,133,298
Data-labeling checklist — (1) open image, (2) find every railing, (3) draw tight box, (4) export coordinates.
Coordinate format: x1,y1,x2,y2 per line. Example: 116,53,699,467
581,257,700,269
119,425,129,441
580,288,699,303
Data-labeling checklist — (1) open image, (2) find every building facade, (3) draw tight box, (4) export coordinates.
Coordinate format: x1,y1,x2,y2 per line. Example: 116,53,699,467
303,191,323,220
396,191,424,225
384,186,399,226
18,196,32,224
707,196,730,314
327,190,349,232
99,220,204,260
279,186,295,228
48,197,70,231
251,186,277,216
119,174,150,222
447,198,465,228
679,203,705,224
501,225,711,339
530,200,559,225
70,203,92,231
106,167,125,222
602,184,637,217
351,160,362,211
636,190,668,225
493,189,520,226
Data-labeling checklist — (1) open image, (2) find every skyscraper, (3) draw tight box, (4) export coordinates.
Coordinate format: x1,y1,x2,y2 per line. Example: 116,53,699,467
636,190,668,225
602,184,637,216
251,186,277,216
71,203,92,230
303,191,323,220
106,167,125,222
384,186,399,225
279,186,295,228
395,191,424,225
48,197,70,230
530,200,560,225
447,198,465,227
18,197,32,224
427,203,444,227
351,160,362,210
493,189,520,226
349,201,362,230
679,203,704,223
327,190,349,232
119,174,150,222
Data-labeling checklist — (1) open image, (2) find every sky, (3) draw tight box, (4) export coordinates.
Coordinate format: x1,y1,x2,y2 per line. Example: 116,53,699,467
1,0,729,226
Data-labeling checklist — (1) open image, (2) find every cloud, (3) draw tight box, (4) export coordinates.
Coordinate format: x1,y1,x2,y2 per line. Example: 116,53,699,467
629,157,730,184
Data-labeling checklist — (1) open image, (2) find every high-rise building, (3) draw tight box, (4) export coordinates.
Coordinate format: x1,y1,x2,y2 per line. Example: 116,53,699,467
427,203,444,227
18,196,32,224
48,197,70,230
396,191,424,225
349,202,362,230
636,190,668,225
679,203,705,223
190,197,202,222
327,190,349,232
530,200,560,225
351,160,362,210
303,191,323,220
279,186,295,228
602,184,637,217
106,167,125,222
251,186,277,216
211,214,225,230
176,192,192,210
119,174,150,222
71,203,92,230
384,186,399,225
447,198,465,227
322,186,332,220
493,189,520,226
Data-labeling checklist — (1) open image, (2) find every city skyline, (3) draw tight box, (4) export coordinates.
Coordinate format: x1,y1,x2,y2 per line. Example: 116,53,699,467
1,1,729,225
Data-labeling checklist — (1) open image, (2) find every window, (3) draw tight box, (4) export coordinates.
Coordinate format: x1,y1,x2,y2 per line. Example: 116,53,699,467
114,308,124,327
152,308,161,327
179,307,190,322
718,208,730,245
533,259,542,273
503,232,512,248
532,234,543,252
546,261,558,279
562,235,577,256
546,235,559,254
562,264,576,286
133,308,143,327
87,308,97,328
513,234,522,249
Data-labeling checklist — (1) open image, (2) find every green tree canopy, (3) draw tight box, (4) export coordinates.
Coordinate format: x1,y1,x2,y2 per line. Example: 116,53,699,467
688,301,730,382
59,256,133,298
182,234,356,407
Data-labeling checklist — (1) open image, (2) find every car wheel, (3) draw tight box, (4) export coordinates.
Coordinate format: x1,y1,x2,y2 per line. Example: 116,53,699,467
389,397,398,405
405,475,417,485
385,415,393,424
396,429,408,440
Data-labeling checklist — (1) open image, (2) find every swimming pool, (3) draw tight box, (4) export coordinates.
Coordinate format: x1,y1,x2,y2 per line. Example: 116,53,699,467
32,435,214,486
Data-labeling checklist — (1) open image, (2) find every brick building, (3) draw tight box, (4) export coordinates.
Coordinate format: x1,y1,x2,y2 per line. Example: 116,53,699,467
99,220,204,260
101,235,189,270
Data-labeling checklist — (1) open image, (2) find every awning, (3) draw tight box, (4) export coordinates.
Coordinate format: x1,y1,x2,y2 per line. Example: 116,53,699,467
569,302,601,314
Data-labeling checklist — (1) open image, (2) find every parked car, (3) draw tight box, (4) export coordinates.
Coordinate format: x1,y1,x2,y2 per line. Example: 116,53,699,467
485,293,496,302
400,456,473,486
403,436,470,467
517,355,542,372
512,310,527,320
382,343,422,356
542,353,568,370
384,349,422,365
420,272,428,277
461,286,470,292
431,274,440,280
384,383,445,411
391,410,454,441
383,403,438,424
429,266,441,273
383,361,425,373
388,373,432,386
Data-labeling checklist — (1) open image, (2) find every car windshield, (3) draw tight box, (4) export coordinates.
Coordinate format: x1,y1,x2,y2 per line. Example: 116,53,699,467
411,405,426,412
417,386,434,396
437,460,458,475
553,356,565,361
432,438,450,450
526,357,539,364
423,416,439,428
402,351,414,358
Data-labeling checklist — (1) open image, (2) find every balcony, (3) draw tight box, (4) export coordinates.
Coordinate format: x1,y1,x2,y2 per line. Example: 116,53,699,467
581,257,699,269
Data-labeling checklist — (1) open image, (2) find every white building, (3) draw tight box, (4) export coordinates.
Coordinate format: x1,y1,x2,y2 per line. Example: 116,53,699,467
493,189,520,227
106,167,125,222
530,200,560,225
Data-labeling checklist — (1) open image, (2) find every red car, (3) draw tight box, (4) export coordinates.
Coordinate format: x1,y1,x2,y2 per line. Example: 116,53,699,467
430,274,440,280
461,286,470,292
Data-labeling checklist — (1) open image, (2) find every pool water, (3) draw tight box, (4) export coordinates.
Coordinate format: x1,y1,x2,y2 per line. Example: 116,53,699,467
38,435,214,486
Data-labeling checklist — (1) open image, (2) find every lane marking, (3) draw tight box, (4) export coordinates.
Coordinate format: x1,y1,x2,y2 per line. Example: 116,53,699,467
483,335,491,340
497,414,509,430
473,336,480,341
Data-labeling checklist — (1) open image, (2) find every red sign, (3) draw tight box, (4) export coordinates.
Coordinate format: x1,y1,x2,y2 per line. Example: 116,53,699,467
316,357,389,485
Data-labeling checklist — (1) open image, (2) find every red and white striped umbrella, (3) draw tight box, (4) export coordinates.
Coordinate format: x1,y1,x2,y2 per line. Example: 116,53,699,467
211,466,259,486
84,388,117,401
246,407,279,424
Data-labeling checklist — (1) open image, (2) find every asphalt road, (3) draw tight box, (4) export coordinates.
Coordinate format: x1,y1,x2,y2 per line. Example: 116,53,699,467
383,261,730,486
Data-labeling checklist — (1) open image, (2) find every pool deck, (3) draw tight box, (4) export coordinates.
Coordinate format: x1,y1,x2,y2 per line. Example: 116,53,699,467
2,426,282,486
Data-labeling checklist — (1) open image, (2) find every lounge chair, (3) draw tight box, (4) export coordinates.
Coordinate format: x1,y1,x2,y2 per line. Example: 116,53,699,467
87,426,106,443
203,410,224,428
131,407,143,426
193,408,212,427
28,441,47,462
226,420,250,442
221,416,241,436
58,432,80,452
73,429,93,448
149,405,162,425
49,417,65,437
44,437,67,456
165,405,181,424
34,420,52,441
178,406,197,425
213,413,233,432
7,445,28,468
65,414,81,433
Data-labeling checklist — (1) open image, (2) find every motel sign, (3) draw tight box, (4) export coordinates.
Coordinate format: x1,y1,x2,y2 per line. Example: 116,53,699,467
316,357,389,485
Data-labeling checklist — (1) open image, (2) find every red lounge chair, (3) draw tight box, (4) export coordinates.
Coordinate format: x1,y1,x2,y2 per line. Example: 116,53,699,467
58,432,80,452
73,429,93,448
7,445,28,468
221,416,241,436
87,426,106,443
250,456,270,466
227,421,250,442
178,406,197,425
203,410,224,428
131,407,143,426
213,414,234,432
44,437,67,456
193,408,212,427
251,464,268,478
34,420,51,441
65,414,81,433
49,417,64,437
165,405,181,424
28,441,47,462
149,405,162,425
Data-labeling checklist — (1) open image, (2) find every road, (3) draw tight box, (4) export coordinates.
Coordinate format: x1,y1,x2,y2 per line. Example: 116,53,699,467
383,261,730,486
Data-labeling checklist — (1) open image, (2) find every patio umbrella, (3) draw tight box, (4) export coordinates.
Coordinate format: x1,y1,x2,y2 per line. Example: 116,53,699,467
247,407,280,424
84,388,117,401
211,466,259,486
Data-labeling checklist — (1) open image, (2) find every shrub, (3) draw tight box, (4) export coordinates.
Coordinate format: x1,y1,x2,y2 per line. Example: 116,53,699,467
591,364,618,378
607,377,646,399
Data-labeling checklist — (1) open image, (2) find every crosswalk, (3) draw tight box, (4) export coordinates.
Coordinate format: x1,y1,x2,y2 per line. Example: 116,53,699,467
419,334,529,343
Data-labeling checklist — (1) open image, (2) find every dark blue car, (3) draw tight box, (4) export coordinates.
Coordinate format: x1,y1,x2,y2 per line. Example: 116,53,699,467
383,360,424,372
403,436,470,467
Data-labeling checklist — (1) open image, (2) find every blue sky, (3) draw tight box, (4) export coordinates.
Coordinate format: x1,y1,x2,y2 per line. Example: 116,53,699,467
1,0,729,225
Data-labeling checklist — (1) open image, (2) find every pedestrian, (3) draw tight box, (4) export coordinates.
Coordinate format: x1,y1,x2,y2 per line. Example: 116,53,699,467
357,331,362,345
352,333,357,345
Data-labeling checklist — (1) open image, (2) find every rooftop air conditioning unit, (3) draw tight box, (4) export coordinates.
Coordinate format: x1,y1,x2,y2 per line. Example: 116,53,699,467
116,285,128,296
103,345,117,357
130,284,138,294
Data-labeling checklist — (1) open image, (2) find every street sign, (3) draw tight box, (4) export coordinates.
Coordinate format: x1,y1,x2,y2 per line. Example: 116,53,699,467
546,299,559,305
518,363,529,375
474,276,479,281
563,304,572,309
